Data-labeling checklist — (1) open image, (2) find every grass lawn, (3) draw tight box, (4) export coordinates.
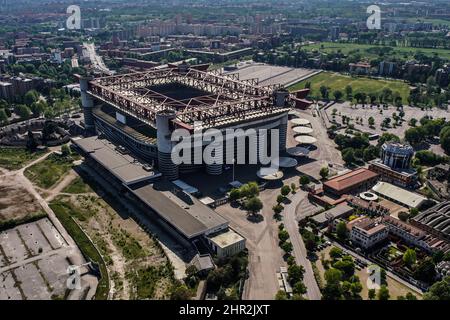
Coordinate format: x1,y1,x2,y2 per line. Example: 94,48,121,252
49,199,109,300
24,153,73,189
0,147,47,170
62,176,93,194
289,72,411,102
301,42,450,60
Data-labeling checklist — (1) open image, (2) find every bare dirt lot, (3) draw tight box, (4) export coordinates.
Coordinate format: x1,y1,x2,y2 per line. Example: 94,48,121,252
0,174,43,225
51,184,174,300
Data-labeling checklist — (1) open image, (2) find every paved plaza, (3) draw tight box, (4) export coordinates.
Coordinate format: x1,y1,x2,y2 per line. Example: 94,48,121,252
0,218,96,300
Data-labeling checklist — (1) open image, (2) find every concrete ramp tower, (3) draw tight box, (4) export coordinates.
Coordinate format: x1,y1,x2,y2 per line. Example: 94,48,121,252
156,110,179,180
80,76,95,136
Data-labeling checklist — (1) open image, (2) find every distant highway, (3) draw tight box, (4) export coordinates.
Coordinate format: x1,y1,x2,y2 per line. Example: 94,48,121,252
83,42,115,76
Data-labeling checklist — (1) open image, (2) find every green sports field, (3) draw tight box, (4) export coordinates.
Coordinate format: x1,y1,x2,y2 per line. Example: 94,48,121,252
301,42,450,60
288,72,412,102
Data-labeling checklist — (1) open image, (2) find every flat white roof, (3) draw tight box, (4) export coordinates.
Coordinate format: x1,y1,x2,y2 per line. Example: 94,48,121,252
372,182,427,208
208,228,245,249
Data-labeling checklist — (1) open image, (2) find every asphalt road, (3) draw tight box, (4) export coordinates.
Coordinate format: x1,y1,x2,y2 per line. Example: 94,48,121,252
284,189,322,300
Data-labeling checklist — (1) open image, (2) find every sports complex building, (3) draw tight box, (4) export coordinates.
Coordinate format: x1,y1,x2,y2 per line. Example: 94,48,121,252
74,63,309,257
79,63,307,180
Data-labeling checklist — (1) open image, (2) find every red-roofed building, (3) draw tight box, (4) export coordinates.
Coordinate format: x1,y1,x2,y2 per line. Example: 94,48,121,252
323,168,379,197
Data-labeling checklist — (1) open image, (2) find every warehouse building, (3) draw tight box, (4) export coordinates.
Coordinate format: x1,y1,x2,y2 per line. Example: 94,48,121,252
372,182,427,209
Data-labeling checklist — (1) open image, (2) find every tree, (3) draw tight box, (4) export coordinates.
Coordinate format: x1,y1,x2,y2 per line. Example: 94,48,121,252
185,265,198,279
170,282,192,300
244,197,263,216
363,145,379,162
288,264,305,286
61,144,71,157
409,118,417,127
333,90,343,102
398,292,417,300
398,211,410,222
31,100,48,117
405,127,425,145
299,175,310,187
240,182,259,198
368,117,375,127
378,132,400,146
0,109,8,125
322,268,343,300
26,130,37,151
15,105,31,120
278,229,290,242
293,282,307,295
319,167,329,180
423,276,450,300
403,248,417,268
272,204,283,215
378,285,390,300
368,288,376,300
345,85,353,100
409,207,419,217
24,90,39,107
229,188,241,201
440,126,450,155
281,241,293,254
275,290,288,300
342,148,356,166
336,221,348,241
320,86,330,100
276,194,285,204
413,258,436,283
329,247,343,260
290,183,297,193
333,256,355,280
281,185,291,197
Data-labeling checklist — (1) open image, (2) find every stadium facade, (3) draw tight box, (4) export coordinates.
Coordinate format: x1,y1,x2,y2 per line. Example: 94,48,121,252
80,63,304,180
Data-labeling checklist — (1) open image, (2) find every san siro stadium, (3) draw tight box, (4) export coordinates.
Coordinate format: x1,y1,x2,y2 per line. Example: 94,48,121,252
79,62,307,180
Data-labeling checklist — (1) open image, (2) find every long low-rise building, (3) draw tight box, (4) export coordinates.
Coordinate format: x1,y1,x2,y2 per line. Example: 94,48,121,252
127,181,228,239
382,216,450,254
323,168,379,197
311,203,354,228
372,181,428,209
412,201,450,241
73,136,160,186
73,136,246,257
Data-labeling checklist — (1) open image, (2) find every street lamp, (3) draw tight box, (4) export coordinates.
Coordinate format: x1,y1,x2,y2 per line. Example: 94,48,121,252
232,158,236,182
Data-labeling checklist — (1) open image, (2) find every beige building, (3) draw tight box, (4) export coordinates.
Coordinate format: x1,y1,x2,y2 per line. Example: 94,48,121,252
207,228,246,258
348,217,388,250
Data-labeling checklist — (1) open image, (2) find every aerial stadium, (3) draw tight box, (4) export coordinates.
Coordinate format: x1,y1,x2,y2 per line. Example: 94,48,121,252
79,62,308,180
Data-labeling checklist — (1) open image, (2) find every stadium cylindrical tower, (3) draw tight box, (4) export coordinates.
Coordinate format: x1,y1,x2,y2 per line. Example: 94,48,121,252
80,76,95,136
156,110,179,180
278,114,288,152
381,143,414,170
205,142,223,175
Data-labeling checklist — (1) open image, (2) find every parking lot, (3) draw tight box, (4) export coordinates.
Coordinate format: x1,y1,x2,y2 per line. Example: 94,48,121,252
325,102,450,138
0,218,96,300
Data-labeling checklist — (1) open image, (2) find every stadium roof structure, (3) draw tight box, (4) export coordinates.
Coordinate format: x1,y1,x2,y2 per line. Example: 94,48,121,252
295,135,317,144
293,126,313,135
87,65,303,131
290,118,310,126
